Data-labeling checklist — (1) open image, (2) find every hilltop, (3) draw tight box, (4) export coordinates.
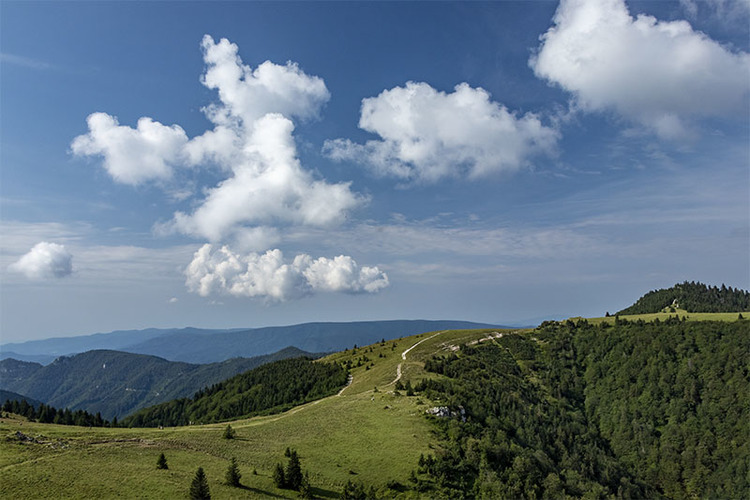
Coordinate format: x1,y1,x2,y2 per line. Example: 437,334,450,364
617,281,750,315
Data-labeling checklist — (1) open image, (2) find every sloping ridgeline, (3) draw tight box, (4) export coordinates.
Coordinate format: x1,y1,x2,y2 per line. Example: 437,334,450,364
414,319,748,499
617,281,750,315
123,356,347,427
0,347,316,420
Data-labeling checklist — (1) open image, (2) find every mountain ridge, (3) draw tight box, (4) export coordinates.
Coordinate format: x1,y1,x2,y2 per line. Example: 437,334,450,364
1,319,501,364
0,346,318,419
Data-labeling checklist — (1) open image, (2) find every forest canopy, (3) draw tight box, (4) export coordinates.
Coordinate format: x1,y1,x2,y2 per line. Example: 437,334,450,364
412,319,749,499
122,357,347,428
617,281,749,315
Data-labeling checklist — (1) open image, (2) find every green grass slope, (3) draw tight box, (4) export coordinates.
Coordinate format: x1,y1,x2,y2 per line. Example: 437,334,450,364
0,328,506,498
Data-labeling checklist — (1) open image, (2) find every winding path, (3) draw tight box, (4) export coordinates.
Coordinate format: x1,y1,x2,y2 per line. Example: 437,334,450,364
387,330,446,387
337,374,353,396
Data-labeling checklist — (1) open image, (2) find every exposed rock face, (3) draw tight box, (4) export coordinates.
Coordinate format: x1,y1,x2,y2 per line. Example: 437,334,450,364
426,406,451,417
426,406,466,421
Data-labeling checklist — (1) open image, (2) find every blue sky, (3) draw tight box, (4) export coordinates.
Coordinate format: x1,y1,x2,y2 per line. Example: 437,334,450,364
1,0,748,343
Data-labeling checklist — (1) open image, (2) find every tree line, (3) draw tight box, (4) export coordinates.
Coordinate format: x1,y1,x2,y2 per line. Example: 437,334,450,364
122,356,348,427
2,398,112,427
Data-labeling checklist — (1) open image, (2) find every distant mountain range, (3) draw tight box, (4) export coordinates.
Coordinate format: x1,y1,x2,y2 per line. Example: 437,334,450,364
0,320,500,364
0,347,317,419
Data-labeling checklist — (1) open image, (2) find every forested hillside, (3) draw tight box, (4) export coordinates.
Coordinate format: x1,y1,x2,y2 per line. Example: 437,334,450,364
123,356,347,427
412,319,748,499
0,389,42,409
617,281,750,315
0,357,43,383
0,347,316,419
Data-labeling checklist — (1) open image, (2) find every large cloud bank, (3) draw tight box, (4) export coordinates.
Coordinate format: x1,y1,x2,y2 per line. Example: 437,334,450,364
531,0,750,139
185,244,389,301
324,82,558,183
72,35,362,247
71,35,385,300
9,242,73,280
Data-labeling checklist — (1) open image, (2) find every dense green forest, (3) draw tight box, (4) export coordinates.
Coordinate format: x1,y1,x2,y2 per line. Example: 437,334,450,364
617,281,750,315
410,319,748,499
123,357,347,427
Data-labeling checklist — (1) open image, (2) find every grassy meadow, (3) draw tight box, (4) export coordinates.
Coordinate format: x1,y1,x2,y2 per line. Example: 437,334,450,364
583,309,750,324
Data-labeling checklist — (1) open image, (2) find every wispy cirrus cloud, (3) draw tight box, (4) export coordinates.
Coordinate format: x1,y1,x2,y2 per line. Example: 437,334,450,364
0,53,55,71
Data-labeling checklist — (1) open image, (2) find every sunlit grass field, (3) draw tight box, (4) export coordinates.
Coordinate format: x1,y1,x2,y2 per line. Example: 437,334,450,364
583,309,749,324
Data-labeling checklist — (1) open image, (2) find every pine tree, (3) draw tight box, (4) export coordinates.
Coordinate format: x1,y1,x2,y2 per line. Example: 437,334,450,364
272,462,286,488
225,457,241,487
189,467,211,500
285,450,303,490
222,424,235,439
299,472,313,499
156,452,168,470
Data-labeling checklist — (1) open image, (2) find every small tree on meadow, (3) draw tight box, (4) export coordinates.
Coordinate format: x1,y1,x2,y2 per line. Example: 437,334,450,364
299,472,313,499
189,467,211,500
156,452,168,470
273,462,286,488
225,456,241,487
222,424,235,439
285,450,303,490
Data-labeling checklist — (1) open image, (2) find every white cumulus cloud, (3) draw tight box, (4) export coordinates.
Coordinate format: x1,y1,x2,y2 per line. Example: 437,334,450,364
185,244,389,301
199,35,330,127
71,113,189,185
9,242,73,280
324,81,559,183
72,36,362,248
530,0,750,139
170,113,363,244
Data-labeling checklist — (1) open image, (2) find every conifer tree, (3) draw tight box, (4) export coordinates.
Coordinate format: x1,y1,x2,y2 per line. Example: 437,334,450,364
299,472,313,499
222,424,235,439
272,462,286,488
156,452,168,470
189,467,211,500
285,450,303,490
225,457,241,487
